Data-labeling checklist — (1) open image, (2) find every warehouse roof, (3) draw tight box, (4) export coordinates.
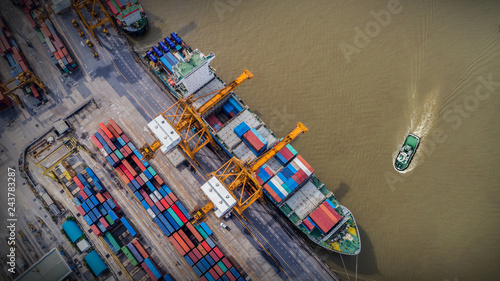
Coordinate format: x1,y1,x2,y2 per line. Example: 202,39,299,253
62,220,83,243
15,248,72,281
84,251,108,276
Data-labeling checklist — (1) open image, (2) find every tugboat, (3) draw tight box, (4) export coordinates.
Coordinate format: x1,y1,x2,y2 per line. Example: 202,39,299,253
394,133,420,172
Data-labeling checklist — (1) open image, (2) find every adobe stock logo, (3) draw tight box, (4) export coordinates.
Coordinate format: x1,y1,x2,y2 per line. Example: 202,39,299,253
339,0,407,63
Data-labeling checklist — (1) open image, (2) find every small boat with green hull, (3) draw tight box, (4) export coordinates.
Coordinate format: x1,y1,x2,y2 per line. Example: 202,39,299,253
394,134,420,172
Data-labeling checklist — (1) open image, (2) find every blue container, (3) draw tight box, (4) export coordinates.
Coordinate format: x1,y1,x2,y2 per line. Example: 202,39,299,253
103,201,111,212
94,181,104,192
287,163,297,174
154,217,170,236
128,142,136,151
158,214,175,234
106,198,116,209
277,172,288,183
162,184,172,194
249,128,268,151
152,46,163,57
127,182,136,192
127,242,144,263
85,167,99,182
196,260,206,273
90,196,99,206
326,198,337,209
88,211,97,223
144,258,162,279
159,41,169,53
184,255,194,266
141,200,149,210
221,275,230,281
85,198,95,209
228,97,243,112
205,237,216,249
108,210,118,221
134,191,144,201
165,52,178,65
147,51,158,63
267,181,285,199
175,201,191,220
117,137,126,147
160,56,173,73
163,211,180,231
234,122,250,138
81,202,90,212
98,205,107,215
200,257,210,272
120,217,137,237
275,152,287,165
192,264,202,277
200,222,213,236
77,174,87,186
93,208,102,219
163,274,174,281
84,215,92,225
204,272,215,281
151,205,160,216
144,170,153,179
130,179,139,190
205,254,215,266
159,188,168,198
164,37,175,49
73,198,82,207
84,187,93,197
97,222,106,232
230,267,240,278
146,181,155,192
285,177,298,191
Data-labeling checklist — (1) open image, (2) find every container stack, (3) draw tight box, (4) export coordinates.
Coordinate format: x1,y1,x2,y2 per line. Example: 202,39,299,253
304,199,342,234
90,118,246,280
15,1,77,73
206,97,244,131
233,121,267,155
0,16,42,100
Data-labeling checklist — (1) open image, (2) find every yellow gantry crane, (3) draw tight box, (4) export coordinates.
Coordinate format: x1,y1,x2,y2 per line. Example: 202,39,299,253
0,70,47,108
208,122,308,216
72,0,117,43
140,69,254,162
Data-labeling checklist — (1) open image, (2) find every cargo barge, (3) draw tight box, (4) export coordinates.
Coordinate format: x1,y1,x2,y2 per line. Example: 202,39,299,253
105,0,148,36
142,34,361,255
394,133,420,172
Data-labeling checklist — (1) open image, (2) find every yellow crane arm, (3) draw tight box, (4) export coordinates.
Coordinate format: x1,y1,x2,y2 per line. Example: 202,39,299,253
196,69,253,115
250,122,308,172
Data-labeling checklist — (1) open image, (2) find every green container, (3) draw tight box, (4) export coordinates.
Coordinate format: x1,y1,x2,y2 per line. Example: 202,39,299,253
147,166,157,177
105,232,121,251
105,215,114,225
35,30,45,43
217,261,228,272
167,208,183,227
114,150,124,160
195,224,208,239
109,0,121,12
281,183,291,194
121,246,138,266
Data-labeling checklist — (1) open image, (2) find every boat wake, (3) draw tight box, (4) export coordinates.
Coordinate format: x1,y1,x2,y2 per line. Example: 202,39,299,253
394,83,439,173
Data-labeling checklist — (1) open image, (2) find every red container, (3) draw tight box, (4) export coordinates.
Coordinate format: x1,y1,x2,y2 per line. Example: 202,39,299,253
160,198,170,209
152,180,162,190
144,196,154,207
263,183,281,203
192,248,202,260
98,122,114,140
120,134,129,143
178,229,195,250
91,224,102,236
123,144,132,156
110,153,119,163
62,47,68,56
168,235,186,255
200,277,208,281
103,191,112,200
97,129,116,150
242,130,264,152
186,222,203,242
168,193,178,203
132,239,149,259
108,118,123,135
73,176,84,189
79,190,88,200
115,166,130,184
172,232,190,253
119,147,128,158
302,219,314,231
213,247,223,259
77,205,85,216
135,176,144,187
90,135,104,149
188,251,198,263
209,250,219,262
197,244,207,256
201,241,211,252
226,271,236,281
155,201,165,212
122,160,137,177
309,207,334,233
296,155,314,173
141,262,158,281
209,268,219,279
96,193,106,203
106,123,120,139
321,201,342,222
171,205,187,223
99,217,109,229
154,175,164,186
222,257,232,270
214,264,224,276
132,155,146,172
164,194,174,206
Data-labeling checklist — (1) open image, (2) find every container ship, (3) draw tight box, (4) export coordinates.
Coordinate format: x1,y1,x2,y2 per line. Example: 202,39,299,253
142,33,361,255
105,0,148,36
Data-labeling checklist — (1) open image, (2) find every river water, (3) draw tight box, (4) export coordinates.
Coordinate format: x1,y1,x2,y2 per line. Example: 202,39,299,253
131,1,500,280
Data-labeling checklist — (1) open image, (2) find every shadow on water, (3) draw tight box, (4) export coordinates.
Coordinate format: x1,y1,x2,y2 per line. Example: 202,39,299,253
320,225,381,277
333,181,350,201
177,21,197,37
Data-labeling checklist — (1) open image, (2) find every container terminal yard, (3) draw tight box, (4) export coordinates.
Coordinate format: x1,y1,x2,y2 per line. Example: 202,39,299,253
0,1,347,281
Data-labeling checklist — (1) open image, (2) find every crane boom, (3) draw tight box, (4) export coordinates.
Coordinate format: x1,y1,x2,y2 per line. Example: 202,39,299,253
250,122,308,172
196,69,253,115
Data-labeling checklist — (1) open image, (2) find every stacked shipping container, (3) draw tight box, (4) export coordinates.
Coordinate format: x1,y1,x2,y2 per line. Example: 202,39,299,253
15,0,77,73
90,118,246,280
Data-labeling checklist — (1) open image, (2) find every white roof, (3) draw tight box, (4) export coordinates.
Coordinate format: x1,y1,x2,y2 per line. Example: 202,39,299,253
147,115,181,154
76,239,91,252
200,177,236,218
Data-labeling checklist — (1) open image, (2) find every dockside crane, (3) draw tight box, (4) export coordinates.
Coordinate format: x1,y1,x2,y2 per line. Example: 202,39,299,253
140,69,254,162
0,70,47,108
72,0,117,44
192,122,308,221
